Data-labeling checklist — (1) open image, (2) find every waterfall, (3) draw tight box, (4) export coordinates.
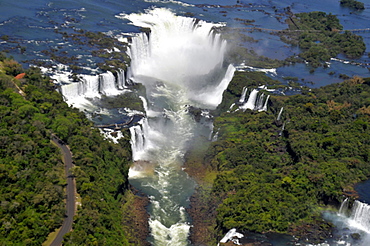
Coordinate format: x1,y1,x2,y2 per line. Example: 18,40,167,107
117,68,126,89
277,107,284,121
239,87,248,103
129,123,146,161
259,94,270,112
350,200,370,232
239,88,269,112
122,8,234,245
80,75,101,97
279,122,285,136
339,197,349,215
60,74,101,106
241,89,258,111
99,71,119,96
256,93,265,111
338,199,370,233
57,70,128,107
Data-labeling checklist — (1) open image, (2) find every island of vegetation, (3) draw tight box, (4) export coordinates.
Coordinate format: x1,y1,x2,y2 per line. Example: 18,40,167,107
280,11,366,68
340,0,365,10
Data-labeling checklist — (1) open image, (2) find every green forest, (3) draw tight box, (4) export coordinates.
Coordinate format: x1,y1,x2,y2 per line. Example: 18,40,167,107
0,56,139,245
188,71,370,245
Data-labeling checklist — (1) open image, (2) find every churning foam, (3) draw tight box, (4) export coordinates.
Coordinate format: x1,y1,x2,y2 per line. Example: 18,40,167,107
119,7,234,109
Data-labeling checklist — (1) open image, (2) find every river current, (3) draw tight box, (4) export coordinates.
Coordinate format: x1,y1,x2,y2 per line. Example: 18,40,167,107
1,1,370,245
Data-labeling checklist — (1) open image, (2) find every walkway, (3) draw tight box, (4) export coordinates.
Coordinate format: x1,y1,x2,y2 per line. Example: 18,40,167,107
50,135,76,246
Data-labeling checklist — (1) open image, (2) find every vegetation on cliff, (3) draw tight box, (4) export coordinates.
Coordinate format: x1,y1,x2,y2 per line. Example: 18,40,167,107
0,58,65,245
0,56,134,245
187,71,370,244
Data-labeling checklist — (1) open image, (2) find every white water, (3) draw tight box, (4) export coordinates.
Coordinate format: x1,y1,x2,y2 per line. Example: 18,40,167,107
259,94,270,112
218,228,244,246
277,107,284,121
349,201,370,233
239,87,248,103
53,68,128,108
338,199,370,233
239,85,270,112
321,199,370,245
241,88,258,110
123,8,234,246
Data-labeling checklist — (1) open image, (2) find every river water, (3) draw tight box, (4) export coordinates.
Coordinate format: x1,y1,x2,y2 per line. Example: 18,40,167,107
1,1,370,245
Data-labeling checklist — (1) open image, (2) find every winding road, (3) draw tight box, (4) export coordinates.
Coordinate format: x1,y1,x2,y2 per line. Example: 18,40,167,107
50,135,76,246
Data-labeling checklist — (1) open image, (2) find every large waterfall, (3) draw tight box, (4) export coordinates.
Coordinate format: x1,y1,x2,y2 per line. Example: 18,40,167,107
121,8,235,246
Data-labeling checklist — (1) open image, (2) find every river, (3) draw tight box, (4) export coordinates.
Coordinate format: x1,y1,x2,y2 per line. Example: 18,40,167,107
1,1,370,245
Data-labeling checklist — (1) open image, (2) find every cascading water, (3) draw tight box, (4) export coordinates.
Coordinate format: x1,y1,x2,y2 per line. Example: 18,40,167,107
117,68,126,89
239,86,269,112
241,88,259,111
338,199,370,233
56,69,128,108
121,8,235,246
259,95,270,112
239,87,248,103
276,107,284,121
99,71,118,96
321,199,370,245
339,197,349,216
349,200,370,233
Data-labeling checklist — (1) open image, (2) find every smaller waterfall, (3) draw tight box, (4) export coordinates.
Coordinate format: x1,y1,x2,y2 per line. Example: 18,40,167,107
129,124,145,161
255,93,269,111
60,74,100,103
239,86,270,112
277,107,284,121
240,89,269,112
255,93,264,111
58,70,130,107
218,228,244,246
278,122,285,136
339,197,349,215
239,87,248,103
350,200,370,232
117,68,126,89
338,199,370,233
81,75,101,97
99,71,118,96
129,118,153,161
228,103,236,112
241,89,258,111
259,95,270,112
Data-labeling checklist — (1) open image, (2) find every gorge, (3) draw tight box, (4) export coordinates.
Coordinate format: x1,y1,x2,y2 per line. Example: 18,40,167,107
124,8,234,245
